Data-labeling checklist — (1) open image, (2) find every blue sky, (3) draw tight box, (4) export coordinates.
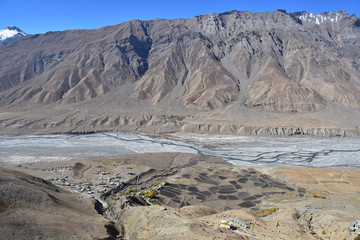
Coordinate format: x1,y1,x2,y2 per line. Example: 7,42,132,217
1,0,359,34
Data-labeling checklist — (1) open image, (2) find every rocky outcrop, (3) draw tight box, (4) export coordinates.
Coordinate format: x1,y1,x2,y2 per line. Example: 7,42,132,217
250,127,357,137
181,122,359,137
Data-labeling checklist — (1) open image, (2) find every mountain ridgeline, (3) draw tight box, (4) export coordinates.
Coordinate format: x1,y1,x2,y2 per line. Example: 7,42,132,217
0,10,360,136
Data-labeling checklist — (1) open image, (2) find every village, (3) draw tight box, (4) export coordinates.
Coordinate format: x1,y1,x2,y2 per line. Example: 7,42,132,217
46,164,139,200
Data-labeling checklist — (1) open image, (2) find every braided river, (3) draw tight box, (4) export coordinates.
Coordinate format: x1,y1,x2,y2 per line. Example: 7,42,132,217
0,132,359,169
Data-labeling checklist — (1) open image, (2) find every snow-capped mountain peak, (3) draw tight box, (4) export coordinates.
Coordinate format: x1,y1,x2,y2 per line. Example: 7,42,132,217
0,25,26,44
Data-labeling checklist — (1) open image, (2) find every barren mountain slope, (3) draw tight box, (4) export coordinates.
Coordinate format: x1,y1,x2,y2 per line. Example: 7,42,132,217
0,10,359,135
0,168,113,240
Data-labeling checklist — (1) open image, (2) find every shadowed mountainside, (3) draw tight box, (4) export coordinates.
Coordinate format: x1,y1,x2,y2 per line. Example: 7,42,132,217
0,168,114,240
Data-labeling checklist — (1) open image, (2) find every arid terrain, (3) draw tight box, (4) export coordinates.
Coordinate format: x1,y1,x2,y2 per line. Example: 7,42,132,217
0,10,360,137
2,152,359,239
1,8,360,240
0,167,113,240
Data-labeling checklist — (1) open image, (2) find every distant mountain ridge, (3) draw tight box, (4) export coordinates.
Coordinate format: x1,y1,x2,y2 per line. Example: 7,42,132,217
0,10,359,136
0,26,26,45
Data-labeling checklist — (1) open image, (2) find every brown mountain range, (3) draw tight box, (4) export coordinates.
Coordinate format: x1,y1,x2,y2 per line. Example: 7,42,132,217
0,10,359,136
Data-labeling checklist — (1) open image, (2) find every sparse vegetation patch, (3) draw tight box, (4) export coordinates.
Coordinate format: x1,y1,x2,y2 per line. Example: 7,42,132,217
160,113,186,124
259,207,279,217
312,193,326,199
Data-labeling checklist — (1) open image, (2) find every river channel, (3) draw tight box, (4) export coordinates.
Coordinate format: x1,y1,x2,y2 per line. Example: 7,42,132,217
0,132,359,169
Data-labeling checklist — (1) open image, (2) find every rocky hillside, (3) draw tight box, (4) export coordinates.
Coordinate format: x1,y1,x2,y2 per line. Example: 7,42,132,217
0,10,359,136
0,168,113,239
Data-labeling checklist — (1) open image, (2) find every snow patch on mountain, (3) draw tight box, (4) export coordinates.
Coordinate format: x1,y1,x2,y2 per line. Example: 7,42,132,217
298,11,348,25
